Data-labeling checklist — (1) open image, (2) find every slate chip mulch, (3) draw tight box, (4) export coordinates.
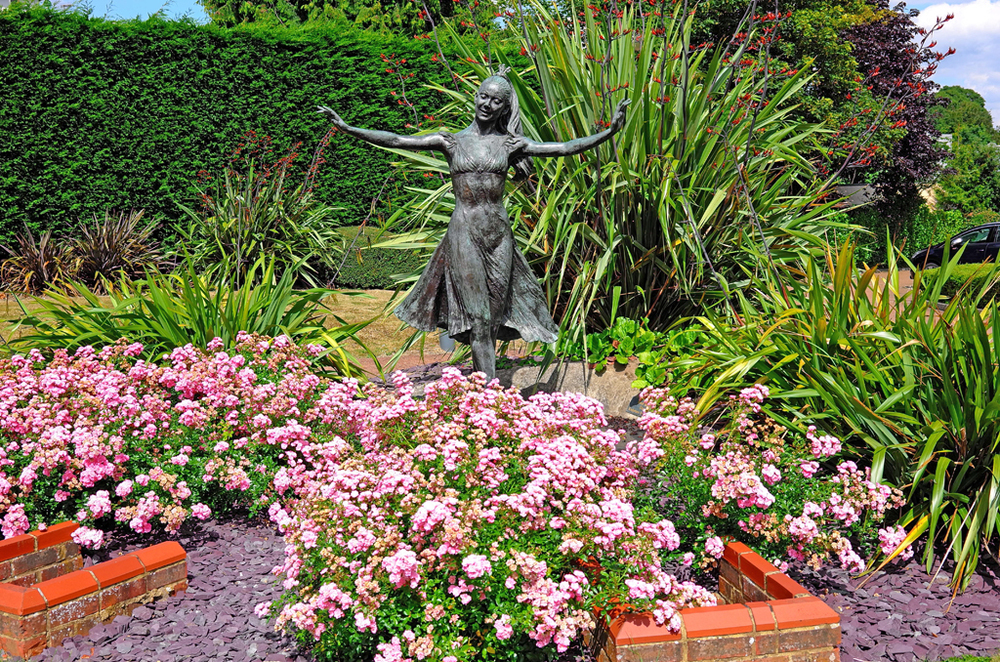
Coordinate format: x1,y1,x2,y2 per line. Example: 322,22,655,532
789,552,1000,661
31,515,309,662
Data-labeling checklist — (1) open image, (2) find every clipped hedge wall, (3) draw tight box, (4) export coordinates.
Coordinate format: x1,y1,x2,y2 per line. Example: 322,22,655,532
326,227,424,289
0,7,480,245
928,264,1000,301
331,246,424,289
831,205,983,266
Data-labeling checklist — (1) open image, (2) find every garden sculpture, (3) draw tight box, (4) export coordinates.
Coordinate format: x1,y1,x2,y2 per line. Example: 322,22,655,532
319,67,629,379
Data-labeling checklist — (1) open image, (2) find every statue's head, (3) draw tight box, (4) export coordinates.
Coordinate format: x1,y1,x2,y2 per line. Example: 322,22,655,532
475,76,514,131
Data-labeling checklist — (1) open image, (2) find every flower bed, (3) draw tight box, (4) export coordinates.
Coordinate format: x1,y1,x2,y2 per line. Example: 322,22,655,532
0,337,906,661
0,522,187,657
592,542,840,662
636,385,909,573
261,368,719,661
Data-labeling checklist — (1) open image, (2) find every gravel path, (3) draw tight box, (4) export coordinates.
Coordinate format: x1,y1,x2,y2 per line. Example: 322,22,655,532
790,552,1000,662
31,516,309,662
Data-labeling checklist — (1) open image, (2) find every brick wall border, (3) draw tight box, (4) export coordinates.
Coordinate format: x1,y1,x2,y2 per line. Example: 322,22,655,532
0,522,83,589
0,523,187,658
591,542,841,662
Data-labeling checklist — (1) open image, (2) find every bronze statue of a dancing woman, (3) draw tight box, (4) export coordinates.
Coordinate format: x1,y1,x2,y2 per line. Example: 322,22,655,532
319,70,629,380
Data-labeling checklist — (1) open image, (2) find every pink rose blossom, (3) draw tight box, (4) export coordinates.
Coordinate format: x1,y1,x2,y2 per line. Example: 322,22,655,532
462,554,492,579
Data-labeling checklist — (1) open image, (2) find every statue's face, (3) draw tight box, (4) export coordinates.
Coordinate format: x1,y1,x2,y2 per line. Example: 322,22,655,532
475,79,510,123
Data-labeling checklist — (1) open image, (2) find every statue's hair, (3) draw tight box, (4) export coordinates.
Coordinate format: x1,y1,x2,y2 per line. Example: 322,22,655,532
485,65,534,188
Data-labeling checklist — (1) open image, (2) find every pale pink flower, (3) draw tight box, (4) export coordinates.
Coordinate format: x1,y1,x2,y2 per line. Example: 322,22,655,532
494,614,513,640
462,554,492,579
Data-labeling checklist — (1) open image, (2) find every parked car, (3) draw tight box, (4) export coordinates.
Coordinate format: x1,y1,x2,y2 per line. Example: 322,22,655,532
910,223,1000,274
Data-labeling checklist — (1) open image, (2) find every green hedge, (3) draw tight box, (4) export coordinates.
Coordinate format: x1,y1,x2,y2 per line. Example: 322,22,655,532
0,7,486,245
928,264,1000,301
325,227,424,289
330,246,424,289
830,205,984,265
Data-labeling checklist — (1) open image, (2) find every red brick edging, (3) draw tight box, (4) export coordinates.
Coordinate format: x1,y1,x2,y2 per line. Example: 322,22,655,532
0,522,187,658
590,542,841,662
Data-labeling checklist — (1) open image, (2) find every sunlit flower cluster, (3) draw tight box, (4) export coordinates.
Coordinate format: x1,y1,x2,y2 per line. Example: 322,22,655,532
263,368,716,659
639,385,904,571
0,335,327,539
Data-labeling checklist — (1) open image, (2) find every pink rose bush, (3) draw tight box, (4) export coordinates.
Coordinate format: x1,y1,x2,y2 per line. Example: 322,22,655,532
637,385,910,572
262,368,716,660
0,334,327,539
0,332,914,660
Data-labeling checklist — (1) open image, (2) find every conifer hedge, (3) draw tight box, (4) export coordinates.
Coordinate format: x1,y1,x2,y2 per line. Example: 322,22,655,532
0,7,468,244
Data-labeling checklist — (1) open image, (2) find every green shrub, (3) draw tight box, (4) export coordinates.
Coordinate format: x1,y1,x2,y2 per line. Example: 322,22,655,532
0,227,72,293
829,205,975,266
9,256,374,378
668,243,1000,589
176,131,344,286
929,263,1000,300
906,207,971,253
555,317,708,388
1,210,166,294
0,6,497,243
329,245,424,290
69,209,165,292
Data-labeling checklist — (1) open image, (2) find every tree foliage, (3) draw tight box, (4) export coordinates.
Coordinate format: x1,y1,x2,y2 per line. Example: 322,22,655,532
690,0,949,198
832,0,950,238
937,126,1000,214
932,85,998,136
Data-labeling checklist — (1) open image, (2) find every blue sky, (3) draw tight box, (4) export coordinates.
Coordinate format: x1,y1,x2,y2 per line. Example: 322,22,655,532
93,0,998,124
95,0,209,22
912,0,1000,125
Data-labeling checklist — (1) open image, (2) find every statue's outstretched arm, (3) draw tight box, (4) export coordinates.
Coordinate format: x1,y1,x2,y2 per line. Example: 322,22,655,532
516,99,630,157
318,106,447,152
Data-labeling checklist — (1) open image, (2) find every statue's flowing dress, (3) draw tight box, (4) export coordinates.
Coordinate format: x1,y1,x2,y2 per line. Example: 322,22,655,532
395,130,559,345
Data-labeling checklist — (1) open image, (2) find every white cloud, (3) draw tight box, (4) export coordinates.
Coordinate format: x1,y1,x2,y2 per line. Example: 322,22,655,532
914,0,1000,125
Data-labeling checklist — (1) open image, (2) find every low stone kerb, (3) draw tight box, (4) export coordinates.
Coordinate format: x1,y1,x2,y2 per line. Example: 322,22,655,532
35,572,99,607
133,541,186,572
30,522,78,550
596,543,841,662
0,522,187,658
0,536,35,564
682,604,754,637
0,585,46,616
90,555,145,589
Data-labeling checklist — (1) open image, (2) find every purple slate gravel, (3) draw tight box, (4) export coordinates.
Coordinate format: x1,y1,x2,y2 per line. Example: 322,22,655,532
789,552,1000,662
29,515,310,662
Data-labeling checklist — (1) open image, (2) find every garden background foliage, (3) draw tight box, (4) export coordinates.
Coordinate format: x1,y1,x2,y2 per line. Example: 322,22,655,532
0,6,496,244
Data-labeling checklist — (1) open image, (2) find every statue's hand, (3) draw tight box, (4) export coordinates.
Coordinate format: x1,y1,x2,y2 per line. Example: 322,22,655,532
317,105,348,131
611,98,631,132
